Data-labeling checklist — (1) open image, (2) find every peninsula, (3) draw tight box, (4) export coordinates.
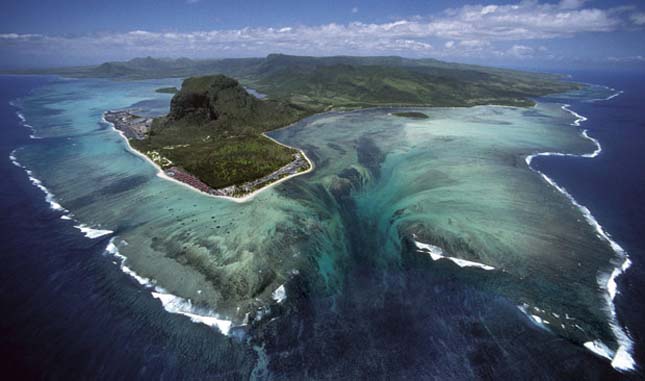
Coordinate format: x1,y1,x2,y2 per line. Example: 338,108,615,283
106,75,313,198
15,54,581,109
391,111,429,119
87,55,582,198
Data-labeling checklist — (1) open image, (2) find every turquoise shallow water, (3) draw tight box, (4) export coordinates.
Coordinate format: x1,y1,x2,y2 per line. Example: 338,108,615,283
11,77,632,373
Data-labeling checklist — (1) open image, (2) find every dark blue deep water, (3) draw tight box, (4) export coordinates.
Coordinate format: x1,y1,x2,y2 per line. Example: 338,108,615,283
0,76,254,379
0,72,643,380
533,70,645,372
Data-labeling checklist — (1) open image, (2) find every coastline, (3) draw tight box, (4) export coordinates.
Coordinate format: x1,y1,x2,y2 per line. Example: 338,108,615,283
102,113,314,203
105,237,234,335
10,86,638,365
523,91,635,372
10,144,113,240
9,106,237,336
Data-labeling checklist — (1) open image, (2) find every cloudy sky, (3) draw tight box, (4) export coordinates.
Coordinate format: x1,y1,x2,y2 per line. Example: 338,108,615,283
1,0,644,69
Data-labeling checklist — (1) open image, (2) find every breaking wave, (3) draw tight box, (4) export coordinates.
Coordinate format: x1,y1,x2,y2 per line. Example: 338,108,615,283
524,96,635,372
104,238,234,335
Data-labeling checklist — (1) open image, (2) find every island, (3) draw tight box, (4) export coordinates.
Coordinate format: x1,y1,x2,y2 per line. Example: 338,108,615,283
391,111,429,119
155,86,178,94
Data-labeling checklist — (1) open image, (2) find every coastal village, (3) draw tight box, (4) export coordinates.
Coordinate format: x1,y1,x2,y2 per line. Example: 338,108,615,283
104,109,311,198
104,110,152,140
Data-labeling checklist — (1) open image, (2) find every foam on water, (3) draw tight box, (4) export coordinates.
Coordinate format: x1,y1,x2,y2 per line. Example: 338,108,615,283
604,91,624,101
10,150,71,215
15,110,40,139
105,238,234,336
9,109,70,216
26,169,66,212
524,105,600,165
584,340,614,360
74,224,113,239
150,292,233,335
9,150,21,167
517,304,551,331
12,98,236,338
11,152,113,240
524,97,635,372
585,86,624,103
413,238,495,271
10,79,638,372
271,285,287,303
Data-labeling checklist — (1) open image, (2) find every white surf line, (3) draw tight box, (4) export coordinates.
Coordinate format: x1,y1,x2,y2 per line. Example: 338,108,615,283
517,304,551,331
525,97,635,372
9,149,67,213
14,109,41,139
10,105,232,333
10,104,112,239
104,237,233,335
412,236,495,271
103,112,314,204
585,86,623,103
271,284,287,303
74,224,113,239
603,90,624,102
517,303,590,336
10,150,113,240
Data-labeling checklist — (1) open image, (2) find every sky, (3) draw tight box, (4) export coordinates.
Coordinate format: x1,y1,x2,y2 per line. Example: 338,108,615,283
1,0,644,69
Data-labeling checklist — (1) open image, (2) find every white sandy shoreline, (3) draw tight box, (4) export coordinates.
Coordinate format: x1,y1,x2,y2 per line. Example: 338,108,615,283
103,113,314,203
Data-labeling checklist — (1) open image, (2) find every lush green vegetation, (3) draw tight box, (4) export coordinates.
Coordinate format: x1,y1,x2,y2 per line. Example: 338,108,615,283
392,112,429,119
131,75,312,189
18,54,581,189
155,86,178,94
14,54,580,109
245,55,579,108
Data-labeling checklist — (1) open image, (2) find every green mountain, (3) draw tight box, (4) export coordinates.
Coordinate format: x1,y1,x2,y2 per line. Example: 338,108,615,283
247,54,577,108
22,55,581,191
131,75,312,189
13,54,579,108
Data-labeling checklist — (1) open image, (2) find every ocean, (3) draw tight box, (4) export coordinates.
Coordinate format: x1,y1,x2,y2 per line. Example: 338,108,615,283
0,71,642,379
534,70,645,374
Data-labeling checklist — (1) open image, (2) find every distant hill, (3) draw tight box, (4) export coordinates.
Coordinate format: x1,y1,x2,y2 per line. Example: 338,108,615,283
11,54,579,108
15,55,583,198
248,54,579,108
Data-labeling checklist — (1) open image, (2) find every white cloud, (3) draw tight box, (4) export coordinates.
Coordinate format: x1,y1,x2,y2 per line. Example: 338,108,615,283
352,7,359,14
480,5,498,15
0,33,43,40
458,40,490,49
0,1,640,63
506,44,535,58
388,39,432,51
608,55,645,62
558,0,589,10
630,12,645,25
435,2,622,40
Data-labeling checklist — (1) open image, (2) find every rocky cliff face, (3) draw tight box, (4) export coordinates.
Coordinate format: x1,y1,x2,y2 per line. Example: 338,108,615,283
168,75,257,124
163,74,308,137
